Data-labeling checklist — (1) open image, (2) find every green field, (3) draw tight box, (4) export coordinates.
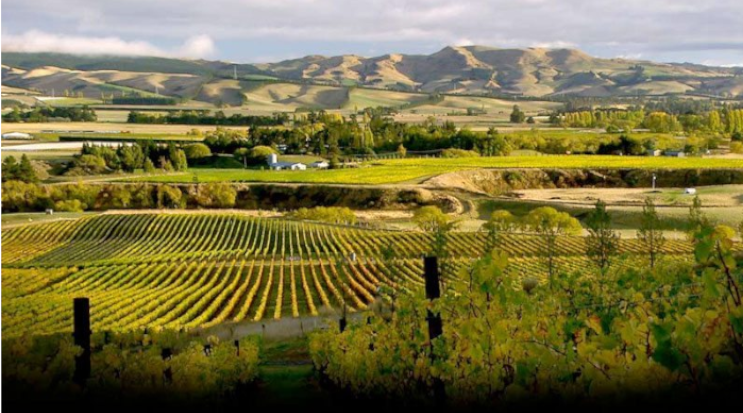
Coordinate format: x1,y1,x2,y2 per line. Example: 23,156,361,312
132,155,743,185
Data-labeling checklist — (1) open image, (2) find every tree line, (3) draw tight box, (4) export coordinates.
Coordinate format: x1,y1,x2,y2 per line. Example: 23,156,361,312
2,106,97,123
555,107,743,134
126,110,289,126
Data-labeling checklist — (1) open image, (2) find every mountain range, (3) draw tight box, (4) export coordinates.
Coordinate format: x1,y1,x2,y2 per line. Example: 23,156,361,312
3,46,742,107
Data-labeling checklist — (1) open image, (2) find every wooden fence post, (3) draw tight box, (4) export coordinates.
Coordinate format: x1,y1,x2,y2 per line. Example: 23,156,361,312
73,298,91,385
424,257,446,404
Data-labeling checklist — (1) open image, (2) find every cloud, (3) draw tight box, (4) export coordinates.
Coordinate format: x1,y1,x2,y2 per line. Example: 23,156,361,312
1,0,742,65
530,41,577,49
1,30,216,58
176,35,216,58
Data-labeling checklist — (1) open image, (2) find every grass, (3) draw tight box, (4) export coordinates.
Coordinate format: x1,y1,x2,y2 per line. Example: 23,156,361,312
58,133,201,142
477,199,743,233
132,155,743,185
1,211,98,228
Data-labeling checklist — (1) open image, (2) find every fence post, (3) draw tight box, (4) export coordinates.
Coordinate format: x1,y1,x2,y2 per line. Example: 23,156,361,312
73,297,91,385
424,257,445,404
339,317,347,333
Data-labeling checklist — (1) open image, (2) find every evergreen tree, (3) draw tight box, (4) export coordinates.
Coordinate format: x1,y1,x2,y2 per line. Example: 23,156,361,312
18,155,38,183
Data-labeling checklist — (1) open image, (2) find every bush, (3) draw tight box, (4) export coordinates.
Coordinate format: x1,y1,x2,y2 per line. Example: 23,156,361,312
157,185,184,209
440,149,480,158
67,154,107,176
248,146,278,165
731,141,743,154
54,199,86,212
193,183,237,208
184,143,212,160
288,206,356,225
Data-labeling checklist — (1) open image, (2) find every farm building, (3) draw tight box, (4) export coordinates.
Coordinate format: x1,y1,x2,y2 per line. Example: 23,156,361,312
266,154,306,170
309,160,330,169
2,132,33,140
663,150,686,157
647,149,661,157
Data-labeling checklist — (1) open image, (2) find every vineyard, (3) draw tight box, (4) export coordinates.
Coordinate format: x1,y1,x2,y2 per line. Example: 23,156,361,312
1,213,728,338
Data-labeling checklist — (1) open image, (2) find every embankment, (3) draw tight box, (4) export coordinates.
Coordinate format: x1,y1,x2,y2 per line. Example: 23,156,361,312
425,168,743,195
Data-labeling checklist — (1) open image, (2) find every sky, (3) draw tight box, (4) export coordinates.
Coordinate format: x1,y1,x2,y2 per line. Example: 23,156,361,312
2,0,742,66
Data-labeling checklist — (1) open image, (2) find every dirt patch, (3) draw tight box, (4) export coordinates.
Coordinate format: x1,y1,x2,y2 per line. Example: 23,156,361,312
426,168,743,195
512,186,743,208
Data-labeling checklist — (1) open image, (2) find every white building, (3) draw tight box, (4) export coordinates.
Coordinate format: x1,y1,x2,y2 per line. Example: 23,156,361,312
309,160,330,169
663,150,686,158
647,149,661,157
2,132,33,140
266,154,306,170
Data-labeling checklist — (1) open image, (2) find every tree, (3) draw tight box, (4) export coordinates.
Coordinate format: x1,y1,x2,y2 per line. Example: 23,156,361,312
248,146,278,166
585,200,620,275
509,105,526,123
637,198,666,269
68,155,107,175
234,148,250,168
523,207,582,287
184,143,212,160
1,180,43,212
397,144,407,158
195,183,237,208
526,116,535,124
170,149,188,172
413,206,458,258
328,154,340,169
17,155,38,183
143,158,155,174
2,155,37,183
117,145,144,173
687,195,709,241
481,210,517,252
157,185,184,209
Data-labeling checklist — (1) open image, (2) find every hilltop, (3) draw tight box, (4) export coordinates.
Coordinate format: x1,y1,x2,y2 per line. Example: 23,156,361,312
3,46,742,108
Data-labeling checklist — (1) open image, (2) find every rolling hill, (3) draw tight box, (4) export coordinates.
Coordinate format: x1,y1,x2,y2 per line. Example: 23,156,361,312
3,47,742,109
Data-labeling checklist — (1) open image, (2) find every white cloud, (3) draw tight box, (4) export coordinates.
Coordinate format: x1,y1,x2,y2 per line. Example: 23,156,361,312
2,0,742,65
454,38,475,47
530,41,577,49
176,35,216,58
1,30,216,58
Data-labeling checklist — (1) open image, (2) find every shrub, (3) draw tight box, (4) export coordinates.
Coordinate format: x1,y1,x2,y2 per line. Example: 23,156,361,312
440,149,480,158
288,206,356,225
248,146,278,165
54,199,86,212
184,143,212,160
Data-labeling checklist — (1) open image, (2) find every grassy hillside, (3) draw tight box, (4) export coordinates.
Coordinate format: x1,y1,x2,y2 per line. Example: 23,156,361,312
4,49,742,101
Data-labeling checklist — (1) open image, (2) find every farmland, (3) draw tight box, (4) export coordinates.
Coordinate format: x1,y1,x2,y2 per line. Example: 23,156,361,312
2,212,727,339
132,155,743,185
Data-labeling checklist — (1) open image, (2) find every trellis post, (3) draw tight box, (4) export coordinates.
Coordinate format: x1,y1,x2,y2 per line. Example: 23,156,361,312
73,298,91,385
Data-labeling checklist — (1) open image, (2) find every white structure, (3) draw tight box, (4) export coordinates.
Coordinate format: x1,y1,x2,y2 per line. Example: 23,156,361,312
684,188,697,195
267,154,306,170
663,150,686,158
647,149,661,157
309,160,329,169
2,132,33,140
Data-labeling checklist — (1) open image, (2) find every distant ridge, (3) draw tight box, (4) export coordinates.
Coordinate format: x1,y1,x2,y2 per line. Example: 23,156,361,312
3,46,743,103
